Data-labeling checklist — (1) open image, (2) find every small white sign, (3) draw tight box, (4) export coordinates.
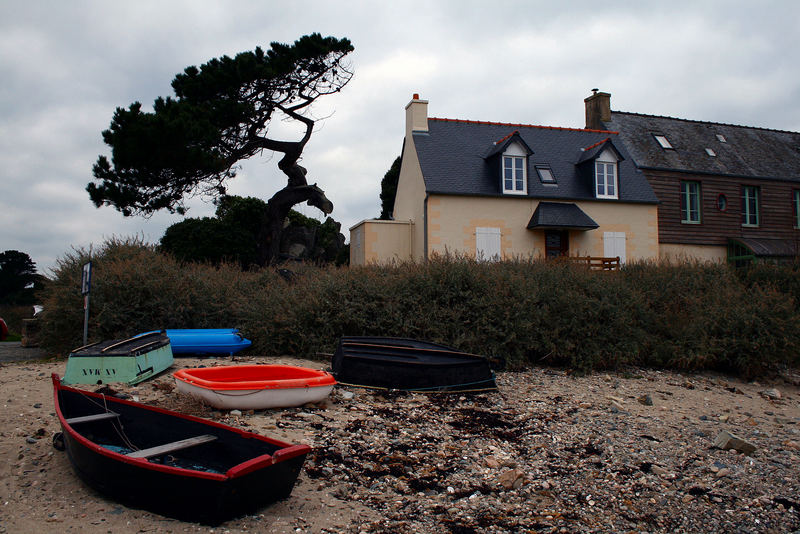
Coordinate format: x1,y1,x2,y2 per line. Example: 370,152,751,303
81,262,92,295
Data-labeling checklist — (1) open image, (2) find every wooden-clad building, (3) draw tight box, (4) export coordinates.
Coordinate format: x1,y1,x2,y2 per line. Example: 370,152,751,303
586,91,800,263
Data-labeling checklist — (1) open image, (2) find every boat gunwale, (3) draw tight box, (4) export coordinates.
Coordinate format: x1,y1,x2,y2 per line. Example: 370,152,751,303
339,346,490,365
52,374,309,480
70,333,172,358
337,356,490,368
340,341,487,359
338,336,455,347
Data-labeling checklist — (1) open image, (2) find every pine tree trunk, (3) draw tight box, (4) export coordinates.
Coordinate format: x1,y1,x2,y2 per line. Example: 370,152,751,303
256,183,333,266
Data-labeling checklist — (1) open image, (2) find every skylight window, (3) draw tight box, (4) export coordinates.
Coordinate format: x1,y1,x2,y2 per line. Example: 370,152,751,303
536,166,555,183
654,135,673,149
716,134,727,143
705,148,716,157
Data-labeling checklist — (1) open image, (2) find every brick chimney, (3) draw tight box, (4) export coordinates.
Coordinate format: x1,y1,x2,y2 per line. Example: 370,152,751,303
584,89,611,130
405,93,428,135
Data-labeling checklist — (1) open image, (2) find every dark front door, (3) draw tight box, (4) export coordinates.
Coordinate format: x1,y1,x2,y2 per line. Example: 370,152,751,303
545,230,569,258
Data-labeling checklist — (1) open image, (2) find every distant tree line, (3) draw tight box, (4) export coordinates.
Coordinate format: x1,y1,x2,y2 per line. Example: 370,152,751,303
159,195,348,267
0,250,46,305
379,156,401,220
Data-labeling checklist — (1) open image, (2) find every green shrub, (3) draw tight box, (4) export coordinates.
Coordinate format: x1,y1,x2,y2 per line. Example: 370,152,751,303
735,261,800,308
38,239,800,378
621,260,800,377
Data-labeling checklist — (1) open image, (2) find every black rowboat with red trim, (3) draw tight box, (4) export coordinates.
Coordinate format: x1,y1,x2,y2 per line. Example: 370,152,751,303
51,374,309,525
332,337,498,392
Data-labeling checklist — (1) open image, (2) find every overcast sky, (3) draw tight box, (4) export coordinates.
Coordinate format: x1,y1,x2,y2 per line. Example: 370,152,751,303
2,1,799,275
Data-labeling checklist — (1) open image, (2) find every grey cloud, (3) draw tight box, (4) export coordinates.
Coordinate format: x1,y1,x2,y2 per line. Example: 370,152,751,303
1,0,799,272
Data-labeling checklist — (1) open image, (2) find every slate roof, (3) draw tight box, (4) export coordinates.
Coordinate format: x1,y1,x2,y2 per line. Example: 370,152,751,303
413,118,658,203
603,112,800,181
527,202,599,230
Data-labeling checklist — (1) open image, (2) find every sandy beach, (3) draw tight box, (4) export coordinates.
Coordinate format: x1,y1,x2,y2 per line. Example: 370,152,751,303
1,351,798,533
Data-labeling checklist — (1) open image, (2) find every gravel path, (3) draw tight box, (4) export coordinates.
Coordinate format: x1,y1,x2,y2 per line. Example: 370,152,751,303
0,342,46,363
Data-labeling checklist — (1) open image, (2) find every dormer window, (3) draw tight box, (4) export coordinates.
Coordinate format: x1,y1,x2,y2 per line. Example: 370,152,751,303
596,162,617,198
594,148,618,199
503,156,525,192
654,134,673,149
501,141,528,195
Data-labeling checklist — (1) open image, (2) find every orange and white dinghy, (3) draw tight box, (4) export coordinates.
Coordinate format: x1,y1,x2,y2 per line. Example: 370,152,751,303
173,365,336,410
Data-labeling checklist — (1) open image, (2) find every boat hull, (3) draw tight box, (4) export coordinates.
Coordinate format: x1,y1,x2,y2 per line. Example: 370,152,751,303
63,332,174,385
174,365,336,409
139,329,252,355
332,337,497,392
52,375,309,525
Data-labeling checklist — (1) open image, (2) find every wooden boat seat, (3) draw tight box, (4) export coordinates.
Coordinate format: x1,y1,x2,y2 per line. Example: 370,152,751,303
127,434,218,459
65,412,120,425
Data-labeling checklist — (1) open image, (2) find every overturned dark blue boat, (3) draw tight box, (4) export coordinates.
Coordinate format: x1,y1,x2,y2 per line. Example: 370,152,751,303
332,337,497,392
138,329,251,356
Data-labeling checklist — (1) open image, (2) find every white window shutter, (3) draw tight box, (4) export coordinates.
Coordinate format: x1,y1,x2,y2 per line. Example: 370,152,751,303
603,231,626,264
476,227,501,261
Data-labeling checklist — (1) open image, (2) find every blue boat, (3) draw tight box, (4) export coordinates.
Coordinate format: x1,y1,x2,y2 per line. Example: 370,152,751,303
138,329,252,356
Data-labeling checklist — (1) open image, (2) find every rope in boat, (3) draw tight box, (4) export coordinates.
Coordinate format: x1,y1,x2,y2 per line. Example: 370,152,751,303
69,388,140,452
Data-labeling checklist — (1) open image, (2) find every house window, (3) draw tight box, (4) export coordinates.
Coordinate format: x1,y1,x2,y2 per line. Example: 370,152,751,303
503,156,526,194
705,148,716,157
603,232,626,264
595,161,618,199
741,186,759,227
794,190,800,229
476,227,501,261
681,181,701,223
536,166,555,184
716,134,727,143
654,135,673,149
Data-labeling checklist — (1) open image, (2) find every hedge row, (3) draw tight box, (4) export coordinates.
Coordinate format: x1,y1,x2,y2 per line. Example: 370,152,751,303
38,238,800,378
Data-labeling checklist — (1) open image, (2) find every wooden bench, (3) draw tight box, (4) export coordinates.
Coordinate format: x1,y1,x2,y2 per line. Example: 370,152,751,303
65,412,119,425
127,434,218,459
563,256,621,271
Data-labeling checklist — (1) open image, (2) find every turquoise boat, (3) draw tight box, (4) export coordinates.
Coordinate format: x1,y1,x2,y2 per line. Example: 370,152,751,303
63,331,174,385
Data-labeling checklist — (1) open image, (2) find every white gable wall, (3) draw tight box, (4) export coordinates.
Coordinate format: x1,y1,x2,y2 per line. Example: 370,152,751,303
503,142,527,157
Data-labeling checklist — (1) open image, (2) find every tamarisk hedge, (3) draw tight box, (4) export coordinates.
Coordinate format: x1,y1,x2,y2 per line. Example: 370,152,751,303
40,238,800,378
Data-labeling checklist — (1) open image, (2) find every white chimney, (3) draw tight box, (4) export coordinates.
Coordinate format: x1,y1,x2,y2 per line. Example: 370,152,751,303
405,93,428,135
